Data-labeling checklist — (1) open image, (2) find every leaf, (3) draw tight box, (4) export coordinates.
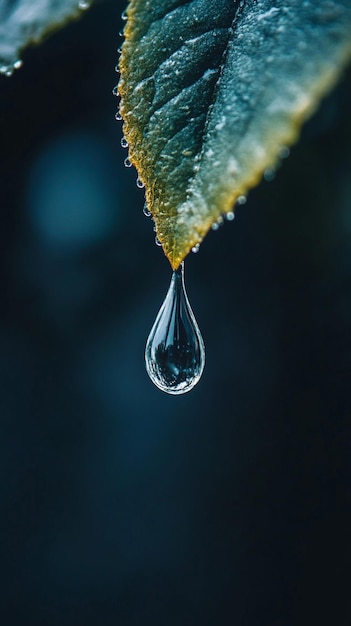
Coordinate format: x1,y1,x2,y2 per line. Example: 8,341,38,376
0,0,93,76
119,0,351,269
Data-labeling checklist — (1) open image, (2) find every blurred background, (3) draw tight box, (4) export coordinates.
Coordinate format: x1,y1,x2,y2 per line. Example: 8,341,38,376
0,1,351,624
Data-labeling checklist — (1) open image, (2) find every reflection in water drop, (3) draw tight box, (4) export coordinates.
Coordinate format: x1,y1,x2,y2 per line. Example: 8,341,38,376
145,263,205,395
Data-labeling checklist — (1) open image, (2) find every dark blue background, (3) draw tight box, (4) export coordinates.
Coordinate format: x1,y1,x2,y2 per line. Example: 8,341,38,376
0,2,350,624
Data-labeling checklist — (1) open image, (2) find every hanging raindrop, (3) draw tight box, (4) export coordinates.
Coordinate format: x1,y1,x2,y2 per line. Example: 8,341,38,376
145,263,205,395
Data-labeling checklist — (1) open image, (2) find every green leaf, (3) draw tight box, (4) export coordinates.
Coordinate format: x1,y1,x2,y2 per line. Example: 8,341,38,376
0,0,93,76
119,0,351,269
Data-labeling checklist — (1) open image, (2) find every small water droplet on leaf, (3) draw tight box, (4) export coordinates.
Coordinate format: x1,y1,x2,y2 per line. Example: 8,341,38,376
143,204,151,217
79,0,90,10
237,195,247,205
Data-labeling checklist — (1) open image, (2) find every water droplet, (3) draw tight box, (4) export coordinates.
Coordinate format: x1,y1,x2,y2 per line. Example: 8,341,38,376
112,86,119,96
124,157,132,168
117,47,122,55
121,9,128,20
0,60,23,76
155,236,162,247
192,243,200,254
217,216,224,226
211,222,219,231
264,167,276,182
279,146,290,159
79,0,90,9
237,195,247,205
226,211,235,221
145,263,205,394
136,177,145,188
143,204,151,217
119,29,124,37
115,111,122,121
121,137,128,148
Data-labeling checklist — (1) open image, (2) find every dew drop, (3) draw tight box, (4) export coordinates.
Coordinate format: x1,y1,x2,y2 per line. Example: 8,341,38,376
115,111,122,121
1,63,16,76
121,9,128,20
155,236,162,247
211,222,219,231
217,216,224,226
192,243,200,254
143,204,151,217
136,177,145,189
112,85,119,96
237,195,247,205
279,146,290,159
226,211,235,221
79,0,90,9
121,137,128,148
145,262,205,394
124,156,132,168
264,167,276,182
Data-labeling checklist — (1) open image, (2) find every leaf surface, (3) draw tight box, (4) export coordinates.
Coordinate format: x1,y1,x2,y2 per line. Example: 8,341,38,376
0,0,93,76
119,0,351,269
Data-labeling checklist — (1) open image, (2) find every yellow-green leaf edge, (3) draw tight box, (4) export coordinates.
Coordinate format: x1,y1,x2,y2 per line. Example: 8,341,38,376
119,1,351,270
